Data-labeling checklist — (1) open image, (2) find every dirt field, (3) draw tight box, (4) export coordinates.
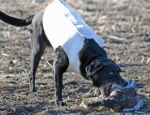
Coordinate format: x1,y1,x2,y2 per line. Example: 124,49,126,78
0,0,150,114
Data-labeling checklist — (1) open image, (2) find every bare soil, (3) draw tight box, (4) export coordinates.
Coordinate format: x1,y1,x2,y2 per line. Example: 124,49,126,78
0,0,150,114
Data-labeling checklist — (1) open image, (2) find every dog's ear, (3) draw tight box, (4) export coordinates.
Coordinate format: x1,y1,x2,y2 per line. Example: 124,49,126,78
85,62,103,79
85,58,109,79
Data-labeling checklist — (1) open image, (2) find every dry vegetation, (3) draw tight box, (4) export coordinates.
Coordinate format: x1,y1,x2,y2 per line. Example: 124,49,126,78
0,0,150,114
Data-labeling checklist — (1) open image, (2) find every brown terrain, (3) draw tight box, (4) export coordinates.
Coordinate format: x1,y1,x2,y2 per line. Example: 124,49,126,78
0,0,150,114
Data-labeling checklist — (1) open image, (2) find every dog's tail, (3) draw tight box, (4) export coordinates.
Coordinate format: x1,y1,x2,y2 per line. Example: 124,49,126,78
0,11,34,27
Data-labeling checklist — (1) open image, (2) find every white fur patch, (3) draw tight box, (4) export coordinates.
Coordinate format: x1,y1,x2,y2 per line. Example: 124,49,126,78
43,0,104,73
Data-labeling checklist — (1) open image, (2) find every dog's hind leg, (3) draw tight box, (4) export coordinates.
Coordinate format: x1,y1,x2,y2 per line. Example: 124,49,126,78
29,27,48,92
29,30,47,92
29,10,48,92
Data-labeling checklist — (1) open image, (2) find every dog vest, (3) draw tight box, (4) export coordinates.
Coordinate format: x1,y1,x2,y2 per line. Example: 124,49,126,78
43,0,104,73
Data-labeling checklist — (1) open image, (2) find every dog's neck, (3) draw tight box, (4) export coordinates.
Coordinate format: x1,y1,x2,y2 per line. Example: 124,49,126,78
78,39,107,78
80,56,107,78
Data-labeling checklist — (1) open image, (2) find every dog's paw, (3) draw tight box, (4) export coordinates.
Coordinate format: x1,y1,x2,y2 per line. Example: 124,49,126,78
55,101,66,106
29,86,37,93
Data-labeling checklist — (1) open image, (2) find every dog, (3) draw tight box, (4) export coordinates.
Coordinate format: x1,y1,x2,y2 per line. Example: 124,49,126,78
0,0,128,106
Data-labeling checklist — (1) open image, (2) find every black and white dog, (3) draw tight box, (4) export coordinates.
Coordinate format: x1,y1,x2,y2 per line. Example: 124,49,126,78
0,0,127,105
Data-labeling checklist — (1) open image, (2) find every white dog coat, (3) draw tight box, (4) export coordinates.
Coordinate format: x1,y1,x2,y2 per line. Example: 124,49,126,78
43,0,104,73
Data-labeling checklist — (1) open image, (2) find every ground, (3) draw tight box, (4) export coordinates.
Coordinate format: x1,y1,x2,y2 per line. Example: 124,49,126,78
0,0,150,115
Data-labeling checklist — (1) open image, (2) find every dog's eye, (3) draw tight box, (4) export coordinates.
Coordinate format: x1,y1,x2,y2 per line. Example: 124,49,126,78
109,71,114,75
109,69,116,75
117,70,121,73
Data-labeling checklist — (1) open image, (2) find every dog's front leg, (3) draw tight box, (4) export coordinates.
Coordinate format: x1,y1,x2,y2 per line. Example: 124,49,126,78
53,46,69,106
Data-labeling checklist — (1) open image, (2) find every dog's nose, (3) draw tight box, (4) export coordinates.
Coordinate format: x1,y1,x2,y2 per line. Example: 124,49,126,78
123,80,128,86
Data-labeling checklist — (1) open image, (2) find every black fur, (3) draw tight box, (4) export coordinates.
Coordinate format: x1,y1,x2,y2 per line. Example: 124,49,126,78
0,11,33,26
79,38,107,78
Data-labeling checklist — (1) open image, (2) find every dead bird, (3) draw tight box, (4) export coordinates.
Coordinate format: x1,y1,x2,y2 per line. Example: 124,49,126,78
80,80,145,112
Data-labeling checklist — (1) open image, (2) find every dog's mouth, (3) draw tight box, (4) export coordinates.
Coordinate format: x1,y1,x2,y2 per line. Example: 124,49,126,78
103,85,112,98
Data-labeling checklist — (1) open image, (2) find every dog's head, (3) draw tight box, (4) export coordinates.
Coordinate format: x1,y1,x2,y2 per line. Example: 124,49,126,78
85,58,128,98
